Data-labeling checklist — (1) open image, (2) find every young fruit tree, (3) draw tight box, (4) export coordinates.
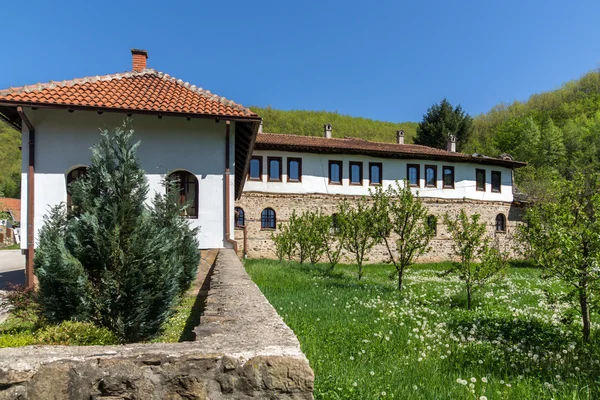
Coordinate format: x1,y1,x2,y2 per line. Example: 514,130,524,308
371,182,434,291
337,198,379,280
34,120,200,343
443,210,507,310
314,212,346,271
521,174,600,342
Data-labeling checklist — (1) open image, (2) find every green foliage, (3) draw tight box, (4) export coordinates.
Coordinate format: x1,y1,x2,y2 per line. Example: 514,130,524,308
0,121,21,199
272,222,295,262
414,98,473,150
0,284,39,326
371,181,433,290
251,106,418,143
467,69,600,195
521,173,600,342
338,198,380,280
34,119,200,343
316,213,346,271
35,321,118,346
443,210,507,310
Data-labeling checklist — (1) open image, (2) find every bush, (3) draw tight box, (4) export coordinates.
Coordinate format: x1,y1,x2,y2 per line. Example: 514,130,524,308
0,284,40,325
34,120,200,343
0,332,36,348
36,321,118,346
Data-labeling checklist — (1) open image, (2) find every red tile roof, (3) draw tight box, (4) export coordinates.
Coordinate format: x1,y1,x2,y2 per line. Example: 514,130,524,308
0,70,258,119
0,197,20,222
255,133,526,168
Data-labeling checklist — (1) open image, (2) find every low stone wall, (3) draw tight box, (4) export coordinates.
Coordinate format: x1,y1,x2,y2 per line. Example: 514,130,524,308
0,249,314,399
235,192,526,262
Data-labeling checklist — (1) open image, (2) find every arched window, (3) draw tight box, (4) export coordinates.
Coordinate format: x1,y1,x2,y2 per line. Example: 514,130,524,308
496,213,506,232
427,215,437,236
261,208,276,230
235,207,245,227
168,171,199,218
66,166,87,209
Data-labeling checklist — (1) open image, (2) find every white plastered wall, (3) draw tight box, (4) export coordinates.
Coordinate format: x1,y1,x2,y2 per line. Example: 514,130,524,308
244,150,514,202
20,108,235,250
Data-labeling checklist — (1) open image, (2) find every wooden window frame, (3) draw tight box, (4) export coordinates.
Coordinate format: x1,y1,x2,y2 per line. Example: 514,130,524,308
407,164,420,188
267,157,283,182
261,208,276,231
495,213,506,233
349,161,363,186
442,166,455,189
287,157,302,183
248,156,263,181
234,207,245,228
328,160,343,185
476,168,486,192
491,171,502,193
369,162,383,186
424,165,437,188
169,170,199,219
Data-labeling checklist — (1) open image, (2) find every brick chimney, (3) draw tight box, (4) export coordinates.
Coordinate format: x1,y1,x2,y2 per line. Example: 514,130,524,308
396,130,404,144
324,123,332,138
131,49,148,72
446,134,457,152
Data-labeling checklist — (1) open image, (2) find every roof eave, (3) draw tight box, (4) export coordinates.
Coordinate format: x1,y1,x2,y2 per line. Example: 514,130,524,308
0,100,262,122
254,143,527,169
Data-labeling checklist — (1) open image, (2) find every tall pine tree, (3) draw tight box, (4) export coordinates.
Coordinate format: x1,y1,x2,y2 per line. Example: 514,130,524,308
414,98,473,151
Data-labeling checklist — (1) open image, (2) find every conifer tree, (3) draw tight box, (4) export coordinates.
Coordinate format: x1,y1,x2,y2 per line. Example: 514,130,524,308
35,120,199,342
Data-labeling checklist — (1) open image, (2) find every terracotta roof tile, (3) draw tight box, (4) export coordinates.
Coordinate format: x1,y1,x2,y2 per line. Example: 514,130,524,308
0,197,20,222
255,133,526,168
0,70,258,119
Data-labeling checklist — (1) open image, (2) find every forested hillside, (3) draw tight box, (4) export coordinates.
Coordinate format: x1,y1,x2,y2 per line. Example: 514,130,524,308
0,121,20,198
251,106,418,143
464,69,600,198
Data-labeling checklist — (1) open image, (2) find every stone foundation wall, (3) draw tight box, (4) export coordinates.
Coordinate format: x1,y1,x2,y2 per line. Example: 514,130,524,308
0,249,314,399
235,192,527,262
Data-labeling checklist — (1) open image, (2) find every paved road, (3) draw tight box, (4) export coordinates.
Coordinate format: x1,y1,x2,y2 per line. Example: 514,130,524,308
0,250,25,290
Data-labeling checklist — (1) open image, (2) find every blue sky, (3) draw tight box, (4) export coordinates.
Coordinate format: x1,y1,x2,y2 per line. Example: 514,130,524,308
1,0,599,122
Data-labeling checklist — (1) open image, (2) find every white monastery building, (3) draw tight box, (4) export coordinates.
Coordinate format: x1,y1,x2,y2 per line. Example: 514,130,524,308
0,50,527,285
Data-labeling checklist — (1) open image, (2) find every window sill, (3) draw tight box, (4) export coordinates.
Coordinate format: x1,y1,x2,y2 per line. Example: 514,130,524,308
369,183,382,186
443,186,455,189
268,179,282,183
492,189,501,193
425,184,437,188
495,230,507,234
476,188,486,192
261,228,276,232
287,179,301,183
182,216,199,220
349,182,363,186
248,178,262,182
329,182,343,185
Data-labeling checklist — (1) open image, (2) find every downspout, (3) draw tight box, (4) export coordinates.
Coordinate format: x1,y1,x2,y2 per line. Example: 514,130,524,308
17,106,35,289
224,121,238,253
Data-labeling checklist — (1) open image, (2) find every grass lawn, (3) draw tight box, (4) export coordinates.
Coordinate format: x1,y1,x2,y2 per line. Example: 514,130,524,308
0,243,19,250
246,259,600,400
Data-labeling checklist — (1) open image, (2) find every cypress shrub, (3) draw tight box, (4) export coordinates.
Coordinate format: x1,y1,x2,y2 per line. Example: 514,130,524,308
34,120,200,342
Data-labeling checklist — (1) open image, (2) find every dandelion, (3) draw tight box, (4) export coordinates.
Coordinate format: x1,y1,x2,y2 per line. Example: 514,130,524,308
370,371,375,376
470,377,477,383
481,377,487,383
349,356,354,361
381,391,386,396
352,382,358,387
478,359,483,364
480,397,488,400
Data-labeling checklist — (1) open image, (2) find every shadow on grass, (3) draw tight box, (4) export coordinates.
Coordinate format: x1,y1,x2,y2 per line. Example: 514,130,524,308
178,261,216,342
445,313,600,390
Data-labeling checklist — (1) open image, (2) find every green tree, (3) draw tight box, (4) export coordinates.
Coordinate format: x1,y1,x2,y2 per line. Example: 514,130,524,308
337,198,379,280
521,174,600,342
443,210,507,310
414,98,473,151
0,121,21,198
371,182,433,291
315,213,346,271
35,120,200,342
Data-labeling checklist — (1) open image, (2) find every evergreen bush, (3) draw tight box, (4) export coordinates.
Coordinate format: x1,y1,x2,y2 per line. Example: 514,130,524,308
34,120,200,343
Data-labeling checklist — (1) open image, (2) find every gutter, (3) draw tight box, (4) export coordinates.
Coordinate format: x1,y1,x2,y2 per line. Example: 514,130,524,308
224,121,238,253
16,106,35,289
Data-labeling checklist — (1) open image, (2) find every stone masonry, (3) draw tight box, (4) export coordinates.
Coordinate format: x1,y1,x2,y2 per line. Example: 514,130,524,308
0,249,314,399
235,192,526,262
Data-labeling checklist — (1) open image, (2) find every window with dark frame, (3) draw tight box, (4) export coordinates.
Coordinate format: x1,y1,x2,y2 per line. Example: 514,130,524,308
349,161,363,185
476,169,486,191
261,208,276,230
267,157,282,182
66,166,87,209
168,170,199,218
425,165,437,188
427,215,437,236
234,207,245,227
249,156,262,181
369,162,382,186
329,160,343,184
496,213,506,232
407,164,420,187
287,158,302,182
442,166,455,189
491,171,501,193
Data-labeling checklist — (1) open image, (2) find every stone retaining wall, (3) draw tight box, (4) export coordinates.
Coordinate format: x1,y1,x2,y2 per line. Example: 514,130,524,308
235,192,526,262
0,249,314,399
